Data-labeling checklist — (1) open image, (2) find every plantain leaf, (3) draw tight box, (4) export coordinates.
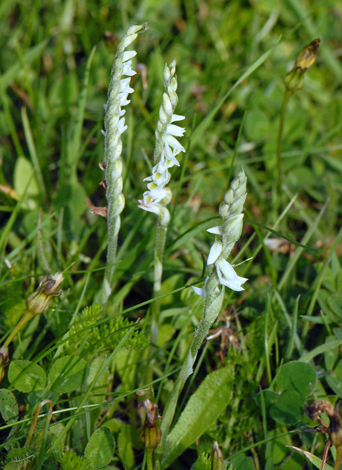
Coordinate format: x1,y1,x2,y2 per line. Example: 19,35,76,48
161,366,234,469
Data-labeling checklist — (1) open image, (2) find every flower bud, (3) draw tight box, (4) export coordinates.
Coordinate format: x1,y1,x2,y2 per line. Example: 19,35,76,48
0,346,9,383
211,441,224,470
140,399,162,450
26,273,64,316
284,38,320,93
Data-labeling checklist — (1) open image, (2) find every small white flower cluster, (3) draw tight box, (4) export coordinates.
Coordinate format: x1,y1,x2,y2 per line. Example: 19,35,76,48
103,50,136,141
100,23,149,304
206,225,248,291
192,253,247,298
193,170,248,296
138,61,185,227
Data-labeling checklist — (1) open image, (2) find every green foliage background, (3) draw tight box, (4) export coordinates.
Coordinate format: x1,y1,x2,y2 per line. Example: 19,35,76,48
1,0,342,469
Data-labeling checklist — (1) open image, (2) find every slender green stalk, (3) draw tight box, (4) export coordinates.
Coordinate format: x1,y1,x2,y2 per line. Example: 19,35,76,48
151,222,167,345
154,282,225,462
334,447,342,470
3,310,34,348
154,170,248,465
275,88,292,205
276,37,321,212
146,449,154,470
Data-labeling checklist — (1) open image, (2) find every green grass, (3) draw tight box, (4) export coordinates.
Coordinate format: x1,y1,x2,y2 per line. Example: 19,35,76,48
1,0,342,469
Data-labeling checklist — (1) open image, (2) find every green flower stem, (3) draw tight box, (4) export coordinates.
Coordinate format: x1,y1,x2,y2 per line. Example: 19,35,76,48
154,274,224,464
151,221,167,346
334,449,342,470
146,449,154,470
155,170,247,466
4,310,34,348
276,88,292,209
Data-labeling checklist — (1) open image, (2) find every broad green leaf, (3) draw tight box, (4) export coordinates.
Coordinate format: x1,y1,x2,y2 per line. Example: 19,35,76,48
275,362,316,397
8,360,46,393
269,390,303,425
161,366,234,469
48,356,87,393
255,389,278,409
14,156,39,197
84,427,115,469
272,434,288,464
230,453,255,470
0,389,19,423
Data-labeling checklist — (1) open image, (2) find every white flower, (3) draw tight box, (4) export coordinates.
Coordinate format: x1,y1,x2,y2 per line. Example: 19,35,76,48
192,285,206,297
142,187,172,205
207,241,223,265
122,60,136,77
122,50,137,62
117,117,127,135
160,114,185,168
207,226,223,235
138,61,185,227
144,161,171,188
192,276,209,297
215,259,248,292
138,201,170,226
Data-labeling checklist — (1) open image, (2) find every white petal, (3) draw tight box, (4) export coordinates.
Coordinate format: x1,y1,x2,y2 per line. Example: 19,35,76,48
207,226,222,235
171,114,185,122
165,134,185,152
162,93,173,116
161,148,180,168
122,50,137,62
138,202,170,225
101,129,106,137
207,241,223,265
122,61,136,76
119,94,131,107
192,285,206,297
120,77,132,88
167,124,185,137
145,187,171,204
216,259,248,291
119,84,134,95
117,117,127,135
